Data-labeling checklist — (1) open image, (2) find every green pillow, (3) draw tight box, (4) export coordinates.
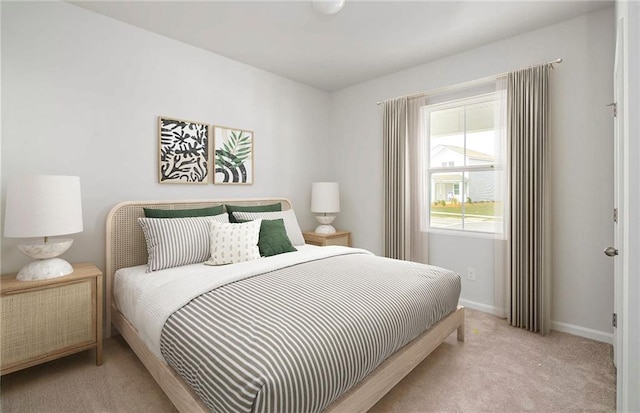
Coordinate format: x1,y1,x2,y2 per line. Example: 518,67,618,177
225,203,282,223
256,219,297,257
143,205,224,218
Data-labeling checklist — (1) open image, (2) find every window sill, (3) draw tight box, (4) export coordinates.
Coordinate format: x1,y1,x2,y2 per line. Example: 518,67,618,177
427,227,506,241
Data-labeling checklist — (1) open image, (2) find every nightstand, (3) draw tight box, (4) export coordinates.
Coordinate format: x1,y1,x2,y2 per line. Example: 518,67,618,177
303,231,352,247
1,263,103,375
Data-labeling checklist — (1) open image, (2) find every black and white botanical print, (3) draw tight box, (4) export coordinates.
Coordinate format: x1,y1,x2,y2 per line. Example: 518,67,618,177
214,126,253,184
159,117,209,184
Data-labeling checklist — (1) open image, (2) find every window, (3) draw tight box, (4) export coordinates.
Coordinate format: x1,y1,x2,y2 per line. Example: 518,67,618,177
424,92,506,234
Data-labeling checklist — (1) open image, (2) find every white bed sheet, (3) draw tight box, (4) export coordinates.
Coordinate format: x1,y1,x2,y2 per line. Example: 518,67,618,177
113,245,372,358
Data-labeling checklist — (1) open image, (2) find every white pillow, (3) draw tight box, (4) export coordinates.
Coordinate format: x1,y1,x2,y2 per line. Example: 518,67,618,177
138,213,229,272
232,209,305,246
206,219,262,266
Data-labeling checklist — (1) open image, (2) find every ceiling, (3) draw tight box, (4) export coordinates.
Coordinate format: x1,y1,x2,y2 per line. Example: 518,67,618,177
71,1,613,92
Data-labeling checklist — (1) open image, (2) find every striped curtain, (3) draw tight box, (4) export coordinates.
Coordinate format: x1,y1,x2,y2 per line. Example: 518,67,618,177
507,65,551,334
383,97,428,262
383,97,409,260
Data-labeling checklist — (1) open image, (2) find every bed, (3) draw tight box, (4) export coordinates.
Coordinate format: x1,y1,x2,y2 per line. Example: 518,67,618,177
105,198,464,413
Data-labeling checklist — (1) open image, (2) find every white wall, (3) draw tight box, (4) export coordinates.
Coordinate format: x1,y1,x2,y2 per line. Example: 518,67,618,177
1,2,332,274
331,7,616,339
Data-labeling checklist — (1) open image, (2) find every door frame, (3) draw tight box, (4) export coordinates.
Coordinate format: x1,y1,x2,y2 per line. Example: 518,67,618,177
613,17,625,410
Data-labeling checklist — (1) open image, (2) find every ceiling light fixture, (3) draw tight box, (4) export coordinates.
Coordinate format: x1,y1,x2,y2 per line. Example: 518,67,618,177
312,0,345,15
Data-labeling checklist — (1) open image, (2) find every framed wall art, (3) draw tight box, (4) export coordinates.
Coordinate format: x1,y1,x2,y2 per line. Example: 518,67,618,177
213,125,254,185
158,116,209,184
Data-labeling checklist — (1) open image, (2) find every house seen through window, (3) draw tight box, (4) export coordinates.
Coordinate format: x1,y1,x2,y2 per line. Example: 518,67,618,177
424,92,506,234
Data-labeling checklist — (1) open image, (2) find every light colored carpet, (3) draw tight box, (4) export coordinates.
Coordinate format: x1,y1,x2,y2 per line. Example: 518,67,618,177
0,309,615,412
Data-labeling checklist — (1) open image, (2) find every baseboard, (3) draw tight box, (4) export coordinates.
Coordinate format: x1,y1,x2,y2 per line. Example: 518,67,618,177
458,298,506,317
551,320,613,344
459,299,614,344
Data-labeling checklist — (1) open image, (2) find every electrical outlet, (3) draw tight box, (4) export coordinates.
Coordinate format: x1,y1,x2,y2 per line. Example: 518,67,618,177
467,267,476,281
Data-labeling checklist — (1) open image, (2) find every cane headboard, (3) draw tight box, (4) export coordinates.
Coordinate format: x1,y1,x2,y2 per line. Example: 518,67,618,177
105,198,292,334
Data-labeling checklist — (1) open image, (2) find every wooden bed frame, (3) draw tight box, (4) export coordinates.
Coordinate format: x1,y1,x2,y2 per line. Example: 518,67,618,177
105,198,465,413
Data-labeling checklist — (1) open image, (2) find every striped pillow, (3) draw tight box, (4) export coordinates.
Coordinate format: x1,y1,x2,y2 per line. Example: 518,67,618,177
232,209,305,246
139,213,229,272
206,219,262,266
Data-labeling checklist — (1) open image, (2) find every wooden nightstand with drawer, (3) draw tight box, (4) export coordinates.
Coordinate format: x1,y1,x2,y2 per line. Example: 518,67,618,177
303,231,352,247
1,263,103,375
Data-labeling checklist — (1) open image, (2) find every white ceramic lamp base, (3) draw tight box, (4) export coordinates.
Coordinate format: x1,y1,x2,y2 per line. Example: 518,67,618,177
315,224,337,234
17,258,74,281
16,238,75,281
315,214,337,234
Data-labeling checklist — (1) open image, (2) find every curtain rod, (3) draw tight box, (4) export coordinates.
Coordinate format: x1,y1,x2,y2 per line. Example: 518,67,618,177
376,58,562,105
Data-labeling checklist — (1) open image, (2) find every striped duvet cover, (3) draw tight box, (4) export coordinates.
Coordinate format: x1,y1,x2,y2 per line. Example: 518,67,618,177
159,250,461,413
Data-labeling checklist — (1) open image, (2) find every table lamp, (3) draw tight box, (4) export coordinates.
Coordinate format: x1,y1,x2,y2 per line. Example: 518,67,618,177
4,175,83,281
311,182,340,234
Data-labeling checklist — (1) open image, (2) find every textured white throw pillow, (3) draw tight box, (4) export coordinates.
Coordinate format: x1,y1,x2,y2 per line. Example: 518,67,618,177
232,209,305,246
138,213,230,272
206,219,262,265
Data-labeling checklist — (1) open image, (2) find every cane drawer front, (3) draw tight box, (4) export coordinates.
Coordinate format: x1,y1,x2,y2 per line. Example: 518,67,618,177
324,235,350,247
1,279,96,371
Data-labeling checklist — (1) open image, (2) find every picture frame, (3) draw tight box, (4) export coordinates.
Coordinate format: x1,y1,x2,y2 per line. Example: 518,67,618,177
158,116,209,184
213,125,254,185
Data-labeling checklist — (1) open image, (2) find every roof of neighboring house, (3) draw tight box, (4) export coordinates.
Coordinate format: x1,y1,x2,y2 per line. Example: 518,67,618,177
433,144,495,162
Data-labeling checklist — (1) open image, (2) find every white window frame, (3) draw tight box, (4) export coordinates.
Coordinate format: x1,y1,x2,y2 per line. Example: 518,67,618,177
424,92,506,238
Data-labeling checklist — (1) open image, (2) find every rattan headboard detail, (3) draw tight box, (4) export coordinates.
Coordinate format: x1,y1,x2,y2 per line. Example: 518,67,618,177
105,198,292,336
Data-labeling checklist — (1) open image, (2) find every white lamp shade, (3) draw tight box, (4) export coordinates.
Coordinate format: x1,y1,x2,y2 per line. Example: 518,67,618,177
4,175,83,238
311,182,340,213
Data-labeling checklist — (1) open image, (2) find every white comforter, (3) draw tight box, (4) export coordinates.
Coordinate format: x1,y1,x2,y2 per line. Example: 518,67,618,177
113,245,373,358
